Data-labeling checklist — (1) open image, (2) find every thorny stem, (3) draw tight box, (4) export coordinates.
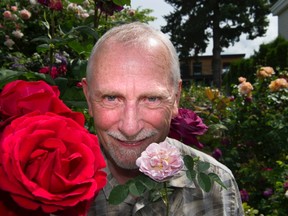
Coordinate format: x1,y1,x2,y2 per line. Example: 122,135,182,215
162,182,169,216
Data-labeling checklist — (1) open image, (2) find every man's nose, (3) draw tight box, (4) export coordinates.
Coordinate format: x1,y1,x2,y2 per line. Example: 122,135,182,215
118,102,143,138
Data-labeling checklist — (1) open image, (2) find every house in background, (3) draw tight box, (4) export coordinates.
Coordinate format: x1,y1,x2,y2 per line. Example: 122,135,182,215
271,0,288,40
180,54,245,86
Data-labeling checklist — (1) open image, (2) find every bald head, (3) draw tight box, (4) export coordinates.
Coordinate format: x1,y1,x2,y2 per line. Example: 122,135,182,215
86,22,181,90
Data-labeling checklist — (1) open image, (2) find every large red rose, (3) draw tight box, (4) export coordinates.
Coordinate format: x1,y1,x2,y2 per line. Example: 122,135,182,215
0,112,106,215
0,80,84,125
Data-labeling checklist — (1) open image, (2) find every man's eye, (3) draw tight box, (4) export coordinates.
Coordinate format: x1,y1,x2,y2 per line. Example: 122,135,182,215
147,97,158,102
143,97,162,107
105,95,116,101
101,95,121,107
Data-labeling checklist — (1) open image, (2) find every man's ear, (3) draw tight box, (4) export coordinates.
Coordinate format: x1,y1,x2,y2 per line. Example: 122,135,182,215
172,80,182,118
82,78,93,117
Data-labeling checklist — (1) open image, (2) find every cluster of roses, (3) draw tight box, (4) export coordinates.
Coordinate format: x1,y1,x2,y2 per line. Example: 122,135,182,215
0,80,107,216
1,5,32,49
237,66,288,100
38,53,69,79
38,0,124,15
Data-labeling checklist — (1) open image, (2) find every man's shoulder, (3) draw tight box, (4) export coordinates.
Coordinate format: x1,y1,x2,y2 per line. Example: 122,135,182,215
166,137,233,176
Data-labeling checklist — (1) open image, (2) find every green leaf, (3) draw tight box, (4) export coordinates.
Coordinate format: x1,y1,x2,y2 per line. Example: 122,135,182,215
69,0,84,3
208,173,227,190
129,180,146,196
54,77,68,96
149,189,162,202
197,172,212,192
113,0,131,6
108,185,129,205
31,36,50,43
64,100,88,109
0,70,54,88
36,44,50,53
71,59,88,79
183,155,194,169
136,175,158,190
197,161,210,172
67,41,93,58
186,169,196,181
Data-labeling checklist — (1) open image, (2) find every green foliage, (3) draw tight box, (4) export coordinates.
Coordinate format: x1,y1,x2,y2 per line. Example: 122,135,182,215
180,66,288,215
242,203,259,216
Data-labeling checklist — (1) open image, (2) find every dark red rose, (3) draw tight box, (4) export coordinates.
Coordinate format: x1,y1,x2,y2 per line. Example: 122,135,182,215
263,188,273,198
39,66,59,79
39,66,50,74
38,0,63,10
37,0,49,7
0,112,106,215
168,108,208,149
49,0,63,10
212,148,222,160
240,189,249,202
96,0,124,16
58,64,67,76
0,80,84,125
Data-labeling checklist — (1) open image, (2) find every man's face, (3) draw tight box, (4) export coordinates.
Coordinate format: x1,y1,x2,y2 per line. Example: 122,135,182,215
83,40,181,169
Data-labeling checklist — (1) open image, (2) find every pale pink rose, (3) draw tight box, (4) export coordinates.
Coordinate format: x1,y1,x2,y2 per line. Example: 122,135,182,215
81,12,89,19
3,11,12,19
67,3,77,11
4,38,15,48
19,9,31,20
136,141,184,182
11,6,18,11
29,0,38,5
12,30,24,39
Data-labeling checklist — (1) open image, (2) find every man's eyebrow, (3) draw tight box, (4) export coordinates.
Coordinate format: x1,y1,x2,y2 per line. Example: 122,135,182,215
92,89,123,96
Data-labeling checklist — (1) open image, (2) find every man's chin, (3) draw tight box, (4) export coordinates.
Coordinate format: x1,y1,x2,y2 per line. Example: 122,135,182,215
115,159,139,170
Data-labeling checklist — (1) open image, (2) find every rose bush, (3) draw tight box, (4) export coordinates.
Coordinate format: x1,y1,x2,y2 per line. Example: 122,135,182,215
180,66,288,215
0,111,106,215
136,141,184,182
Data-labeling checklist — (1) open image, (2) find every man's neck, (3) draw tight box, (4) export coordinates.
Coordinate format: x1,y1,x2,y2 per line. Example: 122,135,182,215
107,159,140,185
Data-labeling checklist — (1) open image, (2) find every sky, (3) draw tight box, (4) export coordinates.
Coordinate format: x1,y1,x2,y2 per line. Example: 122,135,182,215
130,0,278,58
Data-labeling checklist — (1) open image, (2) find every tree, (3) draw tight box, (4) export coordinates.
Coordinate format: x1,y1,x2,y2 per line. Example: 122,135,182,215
162,0,273,88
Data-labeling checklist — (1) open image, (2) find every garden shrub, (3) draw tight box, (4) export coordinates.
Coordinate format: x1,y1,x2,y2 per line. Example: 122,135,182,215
181,67,288,215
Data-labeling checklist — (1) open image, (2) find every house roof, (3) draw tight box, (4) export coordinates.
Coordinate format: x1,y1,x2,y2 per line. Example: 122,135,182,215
271,0,288,15
183,54,246,60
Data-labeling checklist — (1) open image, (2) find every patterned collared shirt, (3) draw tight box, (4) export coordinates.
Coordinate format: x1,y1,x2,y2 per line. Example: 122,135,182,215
88,138,244,216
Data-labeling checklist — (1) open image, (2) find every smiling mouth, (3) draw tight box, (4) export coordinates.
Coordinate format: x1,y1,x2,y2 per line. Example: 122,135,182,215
116,138,147,147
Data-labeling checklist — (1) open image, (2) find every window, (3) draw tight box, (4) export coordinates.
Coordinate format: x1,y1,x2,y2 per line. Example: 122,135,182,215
222,63,230,74
180,62,190,78
193,62,202,75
